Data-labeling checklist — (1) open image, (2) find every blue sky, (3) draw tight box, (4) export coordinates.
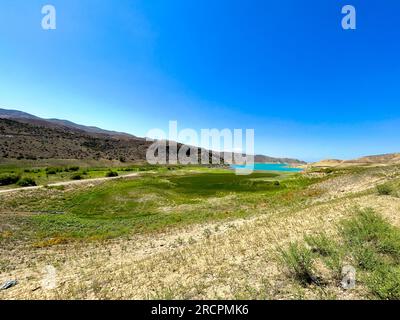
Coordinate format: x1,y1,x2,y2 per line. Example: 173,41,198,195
1,0,399,162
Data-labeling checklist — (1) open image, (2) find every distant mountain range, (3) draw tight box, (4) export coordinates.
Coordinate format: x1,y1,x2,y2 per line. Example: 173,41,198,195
311,153,400,168
0,108,306,164
0,108,137,140
254,155,306,165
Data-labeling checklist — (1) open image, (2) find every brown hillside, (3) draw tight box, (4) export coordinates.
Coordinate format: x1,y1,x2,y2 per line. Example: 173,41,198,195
0,108,308,164
0,118,150,161
311,153,400,168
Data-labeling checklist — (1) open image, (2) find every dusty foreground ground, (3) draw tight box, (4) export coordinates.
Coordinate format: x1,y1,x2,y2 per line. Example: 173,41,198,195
1,166,400,300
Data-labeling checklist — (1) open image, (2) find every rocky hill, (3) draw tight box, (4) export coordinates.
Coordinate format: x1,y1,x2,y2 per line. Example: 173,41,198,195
0,117,150,161
0,108,137,140
0,108,306,164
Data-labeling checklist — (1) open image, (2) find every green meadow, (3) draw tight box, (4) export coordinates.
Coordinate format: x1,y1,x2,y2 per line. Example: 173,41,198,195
0,168,318,245
0,159,182,188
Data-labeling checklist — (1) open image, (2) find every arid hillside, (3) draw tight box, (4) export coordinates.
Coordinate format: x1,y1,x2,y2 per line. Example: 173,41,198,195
310,153,400,168
0,108,306,164
0,118,151,162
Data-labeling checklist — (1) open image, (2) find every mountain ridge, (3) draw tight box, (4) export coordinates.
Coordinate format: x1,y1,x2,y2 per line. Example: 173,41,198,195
0,108,138,140
0,108,306,164
311,153,400,168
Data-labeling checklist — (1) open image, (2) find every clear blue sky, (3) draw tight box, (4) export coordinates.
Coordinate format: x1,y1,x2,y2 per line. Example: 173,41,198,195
1,0,399,161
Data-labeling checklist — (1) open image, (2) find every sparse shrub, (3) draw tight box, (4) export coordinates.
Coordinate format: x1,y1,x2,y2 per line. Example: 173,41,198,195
281,242,316,285
273,181,280,186
45,167,60,175
353,245,382,271
341,208,400,259
305,233,337,257
16,177,37,187
377,184,393,196
341,208,400,297
0,174,20,186
106,171,119,178
305,233,344,278
279,208,400,298
366,266,400,300
71,173,83,180
33,237,68,248
65,166,80,172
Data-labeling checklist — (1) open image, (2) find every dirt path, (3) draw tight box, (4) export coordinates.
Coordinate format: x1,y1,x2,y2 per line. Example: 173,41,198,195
0,173,140,194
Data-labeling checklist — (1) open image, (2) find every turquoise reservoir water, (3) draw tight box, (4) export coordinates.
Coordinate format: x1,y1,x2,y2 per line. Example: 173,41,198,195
231,163,304,172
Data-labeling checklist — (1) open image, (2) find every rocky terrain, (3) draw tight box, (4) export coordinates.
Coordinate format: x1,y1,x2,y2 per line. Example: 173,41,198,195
0,108,306,164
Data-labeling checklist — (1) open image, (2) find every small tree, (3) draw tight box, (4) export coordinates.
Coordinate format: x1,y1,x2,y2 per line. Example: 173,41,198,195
106,171,118,178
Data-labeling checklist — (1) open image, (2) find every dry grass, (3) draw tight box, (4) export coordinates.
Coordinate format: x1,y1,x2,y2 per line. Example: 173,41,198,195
1,166,400,300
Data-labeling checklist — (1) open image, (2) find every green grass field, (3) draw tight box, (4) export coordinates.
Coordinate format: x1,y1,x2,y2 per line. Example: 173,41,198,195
0,159,190,189
0,168,319,246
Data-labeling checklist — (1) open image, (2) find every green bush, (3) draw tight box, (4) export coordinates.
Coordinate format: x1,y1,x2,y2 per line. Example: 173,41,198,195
16,177,37,187
377,184,393,196
106,171,119,177
0,174,20,186
71,173,83,180
45,167,59,175
65,166,80,172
